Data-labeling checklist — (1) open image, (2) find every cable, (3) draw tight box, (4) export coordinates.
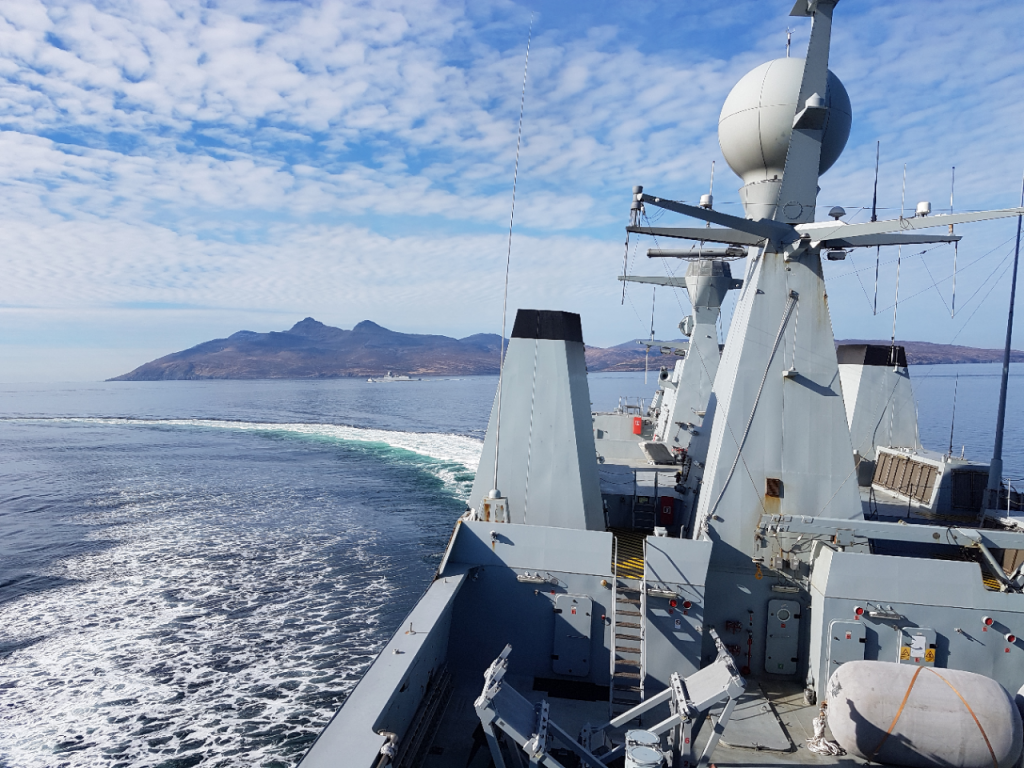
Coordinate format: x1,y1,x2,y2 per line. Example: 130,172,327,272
490,16,532,494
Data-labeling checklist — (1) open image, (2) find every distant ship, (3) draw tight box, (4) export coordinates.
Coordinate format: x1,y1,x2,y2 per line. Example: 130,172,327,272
367,372,421,383
300,3,1024,768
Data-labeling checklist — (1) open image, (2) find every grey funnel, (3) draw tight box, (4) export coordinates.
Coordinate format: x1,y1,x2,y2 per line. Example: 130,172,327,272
469,309,604,530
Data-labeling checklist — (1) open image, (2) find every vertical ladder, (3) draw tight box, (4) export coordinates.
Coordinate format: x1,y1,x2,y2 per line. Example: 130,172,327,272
609,531,646,717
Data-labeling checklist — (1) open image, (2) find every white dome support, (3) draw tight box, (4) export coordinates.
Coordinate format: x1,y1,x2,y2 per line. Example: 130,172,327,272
774,0,837,224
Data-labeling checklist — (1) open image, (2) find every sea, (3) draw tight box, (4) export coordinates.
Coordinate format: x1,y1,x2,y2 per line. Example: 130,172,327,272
1,365,1021,768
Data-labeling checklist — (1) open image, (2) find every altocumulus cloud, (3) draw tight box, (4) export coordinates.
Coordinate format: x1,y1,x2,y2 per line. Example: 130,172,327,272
0,0,1023,381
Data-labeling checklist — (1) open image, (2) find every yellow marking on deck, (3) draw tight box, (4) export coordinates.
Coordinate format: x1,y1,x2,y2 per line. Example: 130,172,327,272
612,530,646,580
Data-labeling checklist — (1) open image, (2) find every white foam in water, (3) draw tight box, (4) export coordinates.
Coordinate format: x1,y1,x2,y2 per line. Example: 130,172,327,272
56,417,484,499
0,420,485,767
0,492,409,767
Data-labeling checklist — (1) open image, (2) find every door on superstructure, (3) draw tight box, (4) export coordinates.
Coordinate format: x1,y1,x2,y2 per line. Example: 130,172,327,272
765,599,801,675
552,595,592,676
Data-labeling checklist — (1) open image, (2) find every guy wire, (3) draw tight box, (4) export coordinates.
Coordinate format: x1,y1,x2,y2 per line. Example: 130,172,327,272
492,16,532,493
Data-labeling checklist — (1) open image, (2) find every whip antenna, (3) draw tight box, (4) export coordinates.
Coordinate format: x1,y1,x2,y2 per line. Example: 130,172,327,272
890,163,906,368
947,371,959,457
984,171,1024,511
491,16,533,495
645,287,656,385
871,141,880,314
950,167,958,317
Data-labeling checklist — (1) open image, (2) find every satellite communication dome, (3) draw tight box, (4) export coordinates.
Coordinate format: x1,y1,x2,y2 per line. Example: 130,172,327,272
718,57,852,190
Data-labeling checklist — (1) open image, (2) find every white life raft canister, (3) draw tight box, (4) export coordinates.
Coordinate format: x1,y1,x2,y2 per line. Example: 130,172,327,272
827,660,1022,768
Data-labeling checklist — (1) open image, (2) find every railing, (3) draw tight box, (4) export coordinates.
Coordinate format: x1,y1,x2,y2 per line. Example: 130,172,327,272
639,536,647,702
608,536,618,719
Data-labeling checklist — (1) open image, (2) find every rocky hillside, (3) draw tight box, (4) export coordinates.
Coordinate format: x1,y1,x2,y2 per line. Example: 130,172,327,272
836,339,1024,365
108,319,1023,381
110,318,507,380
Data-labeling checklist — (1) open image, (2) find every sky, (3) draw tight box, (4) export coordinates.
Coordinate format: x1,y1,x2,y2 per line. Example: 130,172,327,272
2,0,1024,382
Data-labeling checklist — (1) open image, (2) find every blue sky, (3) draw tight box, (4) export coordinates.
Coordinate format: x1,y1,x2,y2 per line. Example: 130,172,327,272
1,0,1024,381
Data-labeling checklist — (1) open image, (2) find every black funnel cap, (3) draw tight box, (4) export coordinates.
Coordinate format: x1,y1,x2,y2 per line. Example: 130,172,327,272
511,310,583,343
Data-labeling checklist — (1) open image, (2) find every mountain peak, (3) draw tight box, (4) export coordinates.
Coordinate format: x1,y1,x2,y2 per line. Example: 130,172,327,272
352,320,388,334
289,317,327,335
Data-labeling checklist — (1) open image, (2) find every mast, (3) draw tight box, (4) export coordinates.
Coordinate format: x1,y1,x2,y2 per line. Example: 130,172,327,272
985,174,1024,511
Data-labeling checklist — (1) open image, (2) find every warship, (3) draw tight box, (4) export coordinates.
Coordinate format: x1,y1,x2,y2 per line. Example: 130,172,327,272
300,2,1024,767
368,372,423,383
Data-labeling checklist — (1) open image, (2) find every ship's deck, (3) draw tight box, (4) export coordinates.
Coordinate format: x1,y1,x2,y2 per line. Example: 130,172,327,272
421,673,871,768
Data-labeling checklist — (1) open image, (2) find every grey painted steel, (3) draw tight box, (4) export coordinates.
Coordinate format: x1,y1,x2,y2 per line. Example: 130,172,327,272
826,661,1023,768
637,194,794,248
776,1,839,225
648,247,746,259
693,243,863,571
807,546,1024,700
552,595,592,676
838,344,921,465
758,512,1024,550
653,260,737,457
799,207,1024,241
643,538,712,689
765,599,801,675
468,317,604,531
626,225,767,247
825,619,866,674
819,231,960,248
440,521,618,686
475,646,607,768
298,572,466,768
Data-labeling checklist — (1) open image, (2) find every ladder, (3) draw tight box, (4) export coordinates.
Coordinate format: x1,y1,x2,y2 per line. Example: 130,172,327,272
609,532,646,717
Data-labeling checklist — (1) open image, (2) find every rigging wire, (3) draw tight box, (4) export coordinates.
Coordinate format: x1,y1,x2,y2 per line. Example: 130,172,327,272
920,256,952,315
950,256,1016,345
490,16,532,494
870,245,1014,316
872,141,881,314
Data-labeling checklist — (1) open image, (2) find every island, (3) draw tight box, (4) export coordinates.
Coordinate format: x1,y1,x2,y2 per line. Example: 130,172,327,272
108,318,1024,381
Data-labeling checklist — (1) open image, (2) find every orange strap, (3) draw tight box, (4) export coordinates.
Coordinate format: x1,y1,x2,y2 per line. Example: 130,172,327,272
869,666,999,768
925,669,999,768
869,665,924,760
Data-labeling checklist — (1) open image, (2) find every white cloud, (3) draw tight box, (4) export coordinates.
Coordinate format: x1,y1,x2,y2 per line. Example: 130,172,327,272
0,0,1023,379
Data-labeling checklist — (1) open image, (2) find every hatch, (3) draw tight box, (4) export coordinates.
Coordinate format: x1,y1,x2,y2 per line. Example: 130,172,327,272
552,595,592,677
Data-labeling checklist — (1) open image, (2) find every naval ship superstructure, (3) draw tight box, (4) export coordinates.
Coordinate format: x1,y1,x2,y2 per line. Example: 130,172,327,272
300,3,1024,767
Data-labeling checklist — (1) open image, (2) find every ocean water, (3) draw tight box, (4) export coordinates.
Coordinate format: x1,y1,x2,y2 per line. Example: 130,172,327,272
0,366,1021,767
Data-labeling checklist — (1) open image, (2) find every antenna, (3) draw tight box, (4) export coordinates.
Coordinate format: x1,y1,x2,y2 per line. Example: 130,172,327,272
491,17,532,496
704,160,715,229
947,371,959,456
890,163,906,367
871,141,880,314
645,287,656,385
786,27,792,57
950,167,958,317
870,141,880,223
984,171,1024,511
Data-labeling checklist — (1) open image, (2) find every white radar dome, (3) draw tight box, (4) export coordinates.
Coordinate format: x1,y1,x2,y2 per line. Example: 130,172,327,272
718,57,852,188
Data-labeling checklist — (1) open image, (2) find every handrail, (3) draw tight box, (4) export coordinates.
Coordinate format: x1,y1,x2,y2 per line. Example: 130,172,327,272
609,536,618,718
640,536,647,702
